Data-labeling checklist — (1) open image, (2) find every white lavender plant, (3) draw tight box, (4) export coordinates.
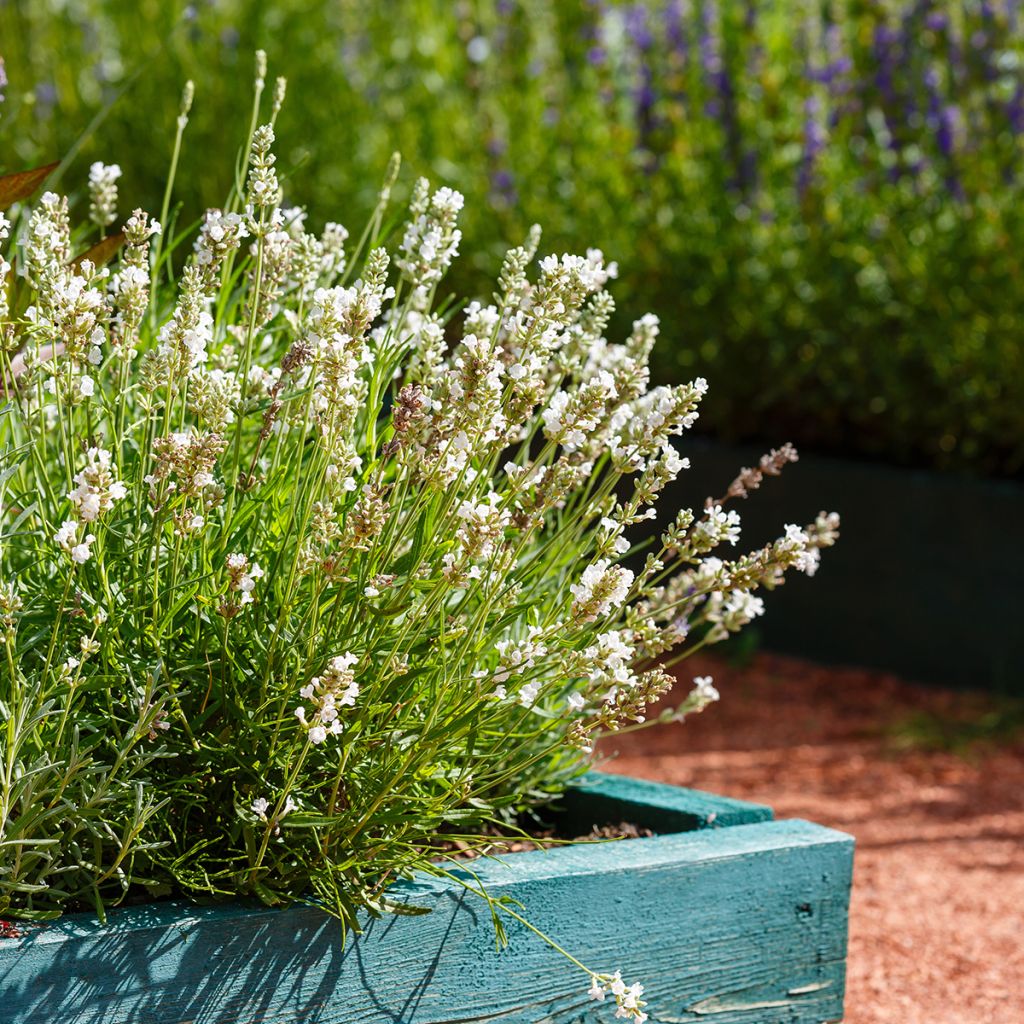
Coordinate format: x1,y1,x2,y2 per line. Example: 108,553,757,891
0,61,837,1013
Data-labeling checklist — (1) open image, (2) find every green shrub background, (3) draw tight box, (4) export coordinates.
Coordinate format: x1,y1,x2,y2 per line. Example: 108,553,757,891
4,0,1022,475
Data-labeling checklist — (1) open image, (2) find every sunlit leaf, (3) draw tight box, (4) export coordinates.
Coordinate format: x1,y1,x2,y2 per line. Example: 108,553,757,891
0,162,59,210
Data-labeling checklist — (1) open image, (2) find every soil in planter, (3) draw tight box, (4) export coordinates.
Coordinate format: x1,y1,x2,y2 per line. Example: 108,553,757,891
436,820,654,862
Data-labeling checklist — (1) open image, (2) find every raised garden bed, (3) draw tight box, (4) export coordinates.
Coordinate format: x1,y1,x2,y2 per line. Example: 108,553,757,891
674,439,1024,693
1,772,854,1024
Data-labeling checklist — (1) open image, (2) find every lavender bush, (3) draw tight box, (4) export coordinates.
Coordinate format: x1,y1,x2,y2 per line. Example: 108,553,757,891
0,59,837,1014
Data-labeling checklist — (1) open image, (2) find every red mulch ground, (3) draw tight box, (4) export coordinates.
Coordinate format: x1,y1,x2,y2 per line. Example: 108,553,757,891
602,651,1024,1024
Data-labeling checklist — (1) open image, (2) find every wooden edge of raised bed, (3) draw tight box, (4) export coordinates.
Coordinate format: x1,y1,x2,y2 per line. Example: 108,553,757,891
403,815,854,898
2,818,855,1024
557,769,774,833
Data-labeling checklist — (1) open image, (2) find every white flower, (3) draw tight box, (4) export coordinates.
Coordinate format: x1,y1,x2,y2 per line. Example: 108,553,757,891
518,681,541,707
494,627,548,681
296,653,359,742
397,182,464,288
226,553,263,607
586,970,647,1021
570,559,634,622
71,537,95,564
567,691,585,711
68,448,126,522
783,523,809,548
444,491,510,577
542,372,617,452
586,970,647,1020
795,547,821,576
251,794,297,832
88,162,122,228
54,518,96,565
691,505,741,550
54,520,78,550
692,676,719,706
194,209,248,269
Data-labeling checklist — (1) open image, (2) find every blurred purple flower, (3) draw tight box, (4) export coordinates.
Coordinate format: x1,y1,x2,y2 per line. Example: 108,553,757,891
797,94,826,199
1008,81,1024,136
624,4,657,142
699,1,748,193
939,104,962,156
699,1,724,118
872,23,898,104
665,0,686,54
924,63,965,197
490,168,518,207
34,82,57,120
624,4,654,51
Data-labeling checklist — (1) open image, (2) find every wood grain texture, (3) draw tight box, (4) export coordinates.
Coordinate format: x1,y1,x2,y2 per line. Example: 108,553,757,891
0,774,853,1024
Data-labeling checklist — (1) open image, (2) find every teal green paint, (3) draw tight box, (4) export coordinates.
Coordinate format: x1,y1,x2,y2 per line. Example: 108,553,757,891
0,774,853,1023
558,771,774,832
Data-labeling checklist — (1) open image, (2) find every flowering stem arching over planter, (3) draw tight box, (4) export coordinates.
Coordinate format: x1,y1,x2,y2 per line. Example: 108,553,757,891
0,54,839,1011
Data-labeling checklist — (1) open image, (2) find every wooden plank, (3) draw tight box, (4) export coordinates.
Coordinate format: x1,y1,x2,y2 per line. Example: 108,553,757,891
557,771,773,833
1,815,853,1023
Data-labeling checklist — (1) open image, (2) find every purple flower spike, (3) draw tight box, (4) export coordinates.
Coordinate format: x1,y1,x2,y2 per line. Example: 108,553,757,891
624,4,654,51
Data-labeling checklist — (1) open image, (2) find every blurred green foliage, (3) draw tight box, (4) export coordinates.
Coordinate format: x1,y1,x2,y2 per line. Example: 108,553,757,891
887,701,1024,755
3,0,1023,475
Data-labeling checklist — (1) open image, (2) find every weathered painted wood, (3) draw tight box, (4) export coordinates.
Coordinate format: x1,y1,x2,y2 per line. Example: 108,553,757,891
557,771,773,833
0,774,853,1024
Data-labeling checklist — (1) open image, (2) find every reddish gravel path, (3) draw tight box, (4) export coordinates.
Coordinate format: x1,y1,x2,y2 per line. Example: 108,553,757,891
602,652,1024,1024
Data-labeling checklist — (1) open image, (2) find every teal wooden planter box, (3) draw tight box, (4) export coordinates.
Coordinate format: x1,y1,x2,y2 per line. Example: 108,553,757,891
1,772,853,1023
